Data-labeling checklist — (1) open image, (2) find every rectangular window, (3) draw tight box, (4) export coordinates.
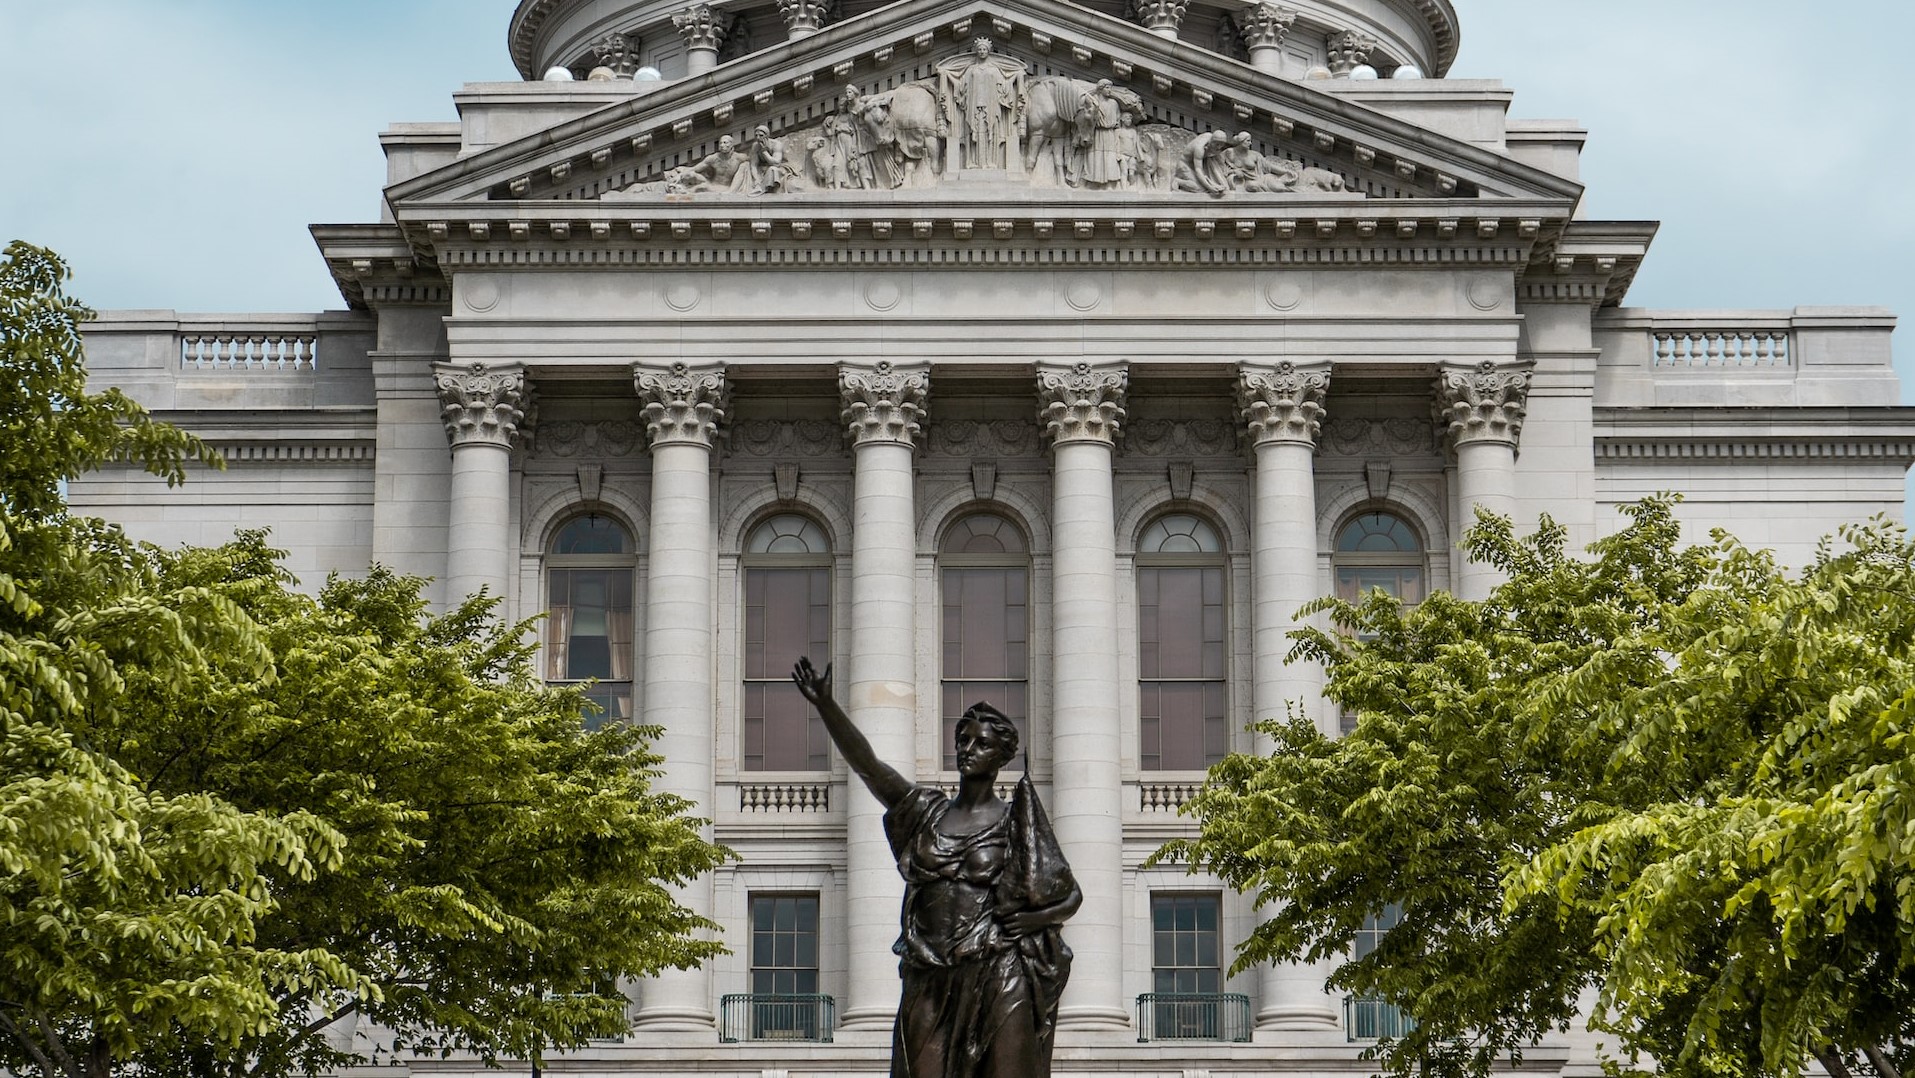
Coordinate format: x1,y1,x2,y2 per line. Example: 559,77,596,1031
546,567,633,729
939,566,1029,770
742,568,831,771
748,892,822,1041
1138,566,1227,770
1150,893,1224,1039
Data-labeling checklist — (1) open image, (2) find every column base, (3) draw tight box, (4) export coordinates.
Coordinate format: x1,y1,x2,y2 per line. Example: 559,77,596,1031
1056,1004,1133,1031
630,1008,715,1032
836,1007,898,1031
1256,1004,1342,1031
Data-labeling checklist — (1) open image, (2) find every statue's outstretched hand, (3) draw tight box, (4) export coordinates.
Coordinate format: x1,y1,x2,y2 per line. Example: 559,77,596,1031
792,657,832,705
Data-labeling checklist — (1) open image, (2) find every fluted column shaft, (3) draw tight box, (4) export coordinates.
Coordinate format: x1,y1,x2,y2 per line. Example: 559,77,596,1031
1438,362,1532,601
1037,361,1130,1030
631,362,728,1030
1239,361,1340,1030
838,361,929,1029
434,362,525,606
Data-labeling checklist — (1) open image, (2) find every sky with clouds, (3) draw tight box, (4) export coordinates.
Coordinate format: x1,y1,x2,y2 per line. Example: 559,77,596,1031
2,0,1911,501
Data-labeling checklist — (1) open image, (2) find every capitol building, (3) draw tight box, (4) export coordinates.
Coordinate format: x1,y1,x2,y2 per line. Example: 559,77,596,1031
73,0,1910,1072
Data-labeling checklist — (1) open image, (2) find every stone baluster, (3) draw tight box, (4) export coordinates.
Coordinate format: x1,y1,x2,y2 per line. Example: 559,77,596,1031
836,360,930,1030
630,361,729,1030
434,362,527,607
1036,360,1131,1030
776,0,831,38
1133,0,1189,39
1237,360,1342,1030
1237,3,1298,74
672,2,733,77
1326,29,1378,77
1436,361,1532,601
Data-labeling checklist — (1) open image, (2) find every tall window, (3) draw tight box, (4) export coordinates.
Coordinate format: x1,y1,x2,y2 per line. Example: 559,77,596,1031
940,513,1029,771
749,893,821,997
742,514,832,771
1151,893,1223,995
1137,513,1227,770
1332,511,1425,736
545,515,635,729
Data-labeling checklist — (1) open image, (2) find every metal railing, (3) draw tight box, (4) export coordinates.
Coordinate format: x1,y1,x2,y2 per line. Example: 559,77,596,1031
1345,996,1416,1040
718,994,835,1043
1134,992,1252,1042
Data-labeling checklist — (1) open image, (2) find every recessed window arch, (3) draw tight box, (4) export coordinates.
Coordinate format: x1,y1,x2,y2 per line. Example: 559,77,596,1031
1137,512,1228,771
544,512,636,729
741,512,832,771
1332,508,1426,736
939,511,1030,771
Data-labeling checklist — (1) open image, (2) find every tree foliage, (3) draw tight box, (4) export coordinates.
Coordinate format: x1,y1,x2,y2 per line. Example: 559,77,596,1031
1163,498,1913,1078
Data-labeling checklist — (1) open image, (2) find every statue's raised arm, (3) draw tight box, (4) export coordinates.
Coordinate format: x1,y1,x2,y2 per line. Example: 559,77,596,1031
791,657,914,809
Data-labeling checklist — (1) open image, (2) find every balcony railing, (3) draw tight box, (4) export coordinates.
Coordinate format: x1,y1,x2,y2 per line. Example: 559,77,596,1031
1651,327,1792,368
1345,996,1416,1040
178,321,322,371
718,994,835,1043
1134,992,1252,1042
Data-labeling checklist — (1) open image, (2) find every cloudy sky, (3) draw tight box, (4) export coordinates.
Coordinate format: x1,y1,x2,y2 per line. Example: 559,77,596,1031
3,1,1910,497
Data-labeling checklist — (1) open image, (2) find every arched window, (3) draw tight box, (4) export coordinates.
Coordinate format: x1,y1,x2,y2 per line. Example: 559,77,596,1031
545,514,636,729
939,513,1030,771
1137,513,1227,771
1332,510,1426,736
741,514,832,771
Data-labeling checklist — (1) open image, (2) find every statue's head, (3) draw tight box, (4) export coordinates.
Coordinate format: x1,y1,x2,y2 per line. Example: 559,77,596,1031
971,36,994,57
1095,78,1113,91
718,134,737,152
754,124,771,140
956,702,1020,775
1232,131,1254,149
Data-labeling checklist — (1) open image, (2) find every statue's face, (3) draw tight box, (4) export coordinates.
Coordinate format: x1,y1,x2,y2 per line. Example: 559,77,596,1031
973,38,992,57
719,135,736,152
954,716,1016,777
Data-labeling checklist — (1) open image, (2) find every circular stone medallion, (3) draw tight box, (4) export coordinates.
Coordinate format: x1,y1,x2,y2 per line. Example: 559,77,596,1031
462,278,500,313
1064,277,1103,312
1265,279,1305,312
663,280,702,312
864,279,903,312
1467,277,1505,311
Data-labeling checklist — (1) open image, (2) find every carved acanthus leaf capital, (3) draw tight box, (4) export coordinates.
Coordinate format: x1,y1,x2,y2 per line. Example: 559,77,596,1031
1237,3,1298,49
434,362,527,448
776,0,833,34
1132,0,1190,32
591,31,640,76
1238,361,1331,447
634,362,729,448
840,361,929,447
1038,361,1128,447
672,2,735,51
1436,361,1532,449
1327,29,1379,75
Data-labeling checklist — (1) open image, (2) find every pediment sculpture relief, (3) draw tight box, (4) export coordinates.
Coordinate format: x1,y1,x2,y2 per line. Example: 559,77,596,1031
605,38,1358,200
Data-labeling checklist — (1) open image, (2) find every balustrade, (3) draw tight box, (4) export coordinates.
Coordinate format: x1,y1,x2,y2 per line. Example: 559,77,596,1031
1650,327,1792,368
1140,782,1202,812
738,782,830,812
179,325,320,370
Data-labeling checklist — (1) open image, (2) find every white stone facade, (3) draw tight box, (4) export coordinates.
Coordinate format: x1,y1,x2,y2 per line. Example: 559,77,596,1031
70,0,1911,1073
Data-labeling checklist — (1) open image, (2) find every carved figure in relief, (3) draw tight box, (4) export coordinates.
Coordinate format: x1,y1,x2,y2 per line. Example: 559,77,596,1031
843,83,942,189
1173,130,1348,196
1023,76,1144,188
794,658,1079,1078
1173,130,1236,196
1076,79,1132,188
737,124,796,195
664,133,749,193
935,38,1029,172
812,111,864,189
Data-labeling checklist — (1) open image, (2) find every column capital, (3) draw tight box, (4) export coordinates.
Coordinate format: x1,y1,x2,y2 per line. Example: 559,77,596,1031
1436,360,1532,449
635,361,729,448
776,0,833,36
672,2,735,53
590,30,641,77
840,360,929,447
433,362,526,449
1133,0,1189,35
1237,3,1298,50
1238,360,1331,448
1037,361,1128,448
1327,29,1378,76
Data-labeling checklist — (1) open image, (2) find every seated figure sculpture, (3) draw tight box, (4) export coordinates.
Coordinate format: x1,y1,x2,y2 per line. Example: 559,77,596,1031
793,658,1081,1078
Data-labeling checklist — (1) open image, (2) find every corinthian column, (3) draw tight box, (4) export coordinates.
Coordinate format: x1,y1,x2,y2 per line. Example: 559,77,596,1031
630,361,728,1030
1036,360,1131,1030
1237,3,1298,75
837,360,929,1029
1238,360,1341,1031
433,362,526,607
1437,361,1532,601
1133,0,1189,39
672,2,732,76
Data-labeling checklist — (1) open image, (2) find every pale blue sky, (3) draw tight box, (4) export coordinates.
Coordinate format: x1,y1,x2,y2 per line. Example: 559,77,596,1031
2,1,1910,503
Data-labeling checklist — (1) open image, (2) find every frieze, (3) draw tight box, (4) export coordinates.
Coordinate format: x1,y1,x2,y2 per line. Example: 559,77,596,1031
730,417,845,457
1124,418,1236,457
534,419,643,459
602,39,1357,200
928,418,1039,457
1322,416,1437,457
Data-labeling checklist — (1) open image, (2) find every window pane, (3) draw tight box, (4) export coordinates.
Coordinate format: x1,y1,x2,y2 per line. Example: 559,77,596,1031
548,567,633,686
747,514,830,555
1150,894,1223,1001
1336,565,1426,604
749,894,821,994
943,513,1027,554
1140,513,1222,554
1336,513,1420,553
551,515,630,555
1140,682,1226,770
744,567,830,771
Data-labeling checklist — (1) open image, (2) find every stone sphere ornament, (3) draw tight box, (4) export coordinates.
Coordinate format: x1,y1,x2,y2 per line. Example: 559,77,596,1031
543,66,575,81
587,65,617,81
635,66,665,81
1304,65,1333,80
1350,64,1380,79
1392,63,1424,79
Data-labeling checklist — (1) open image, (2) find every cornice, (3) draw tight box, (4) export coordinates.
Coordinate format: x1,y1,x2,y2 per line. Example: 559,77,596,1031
209,442,378,464
1594,406,1915,464
312,223,448,311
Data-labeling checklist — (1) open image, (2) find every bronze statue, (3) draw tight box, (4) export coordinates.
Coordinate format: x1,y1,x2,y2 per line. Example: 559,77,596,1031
793,657,1081,1078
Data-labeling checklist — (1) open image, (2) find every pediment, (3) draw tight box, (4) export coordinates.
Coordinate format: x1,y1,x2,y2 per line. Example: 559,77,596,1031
387,0,1581,213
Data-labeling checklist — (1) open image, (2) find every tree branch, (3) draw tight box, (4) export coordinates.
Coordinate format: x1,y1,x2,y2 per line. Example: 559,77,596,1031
295,997,361,1042
31,1007,83,1078
1816,1046,1857,1078
1864,1045,1902,1078
0,1009,63,1078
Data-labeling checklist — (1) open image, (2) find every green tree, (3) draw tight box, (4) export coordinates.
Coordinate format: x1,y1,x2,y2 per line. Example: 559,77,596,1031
1163,498,1912,1078
92,536,731,1076
0,240,364,1078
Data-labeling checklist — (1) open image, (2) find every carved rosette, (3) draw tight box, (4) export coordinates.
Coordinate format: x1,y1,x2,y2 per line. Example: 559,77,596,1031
1237,3,1298,50
776,0,832,35
634,362,729,448
1238,361,1331,448
1435,361,1532,449
434,362,527,449
1133,0,1190,34
840,361,929,447
672,3,733,52
1327,29,1379,75
591,30,640,76
1037,361,1128,447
